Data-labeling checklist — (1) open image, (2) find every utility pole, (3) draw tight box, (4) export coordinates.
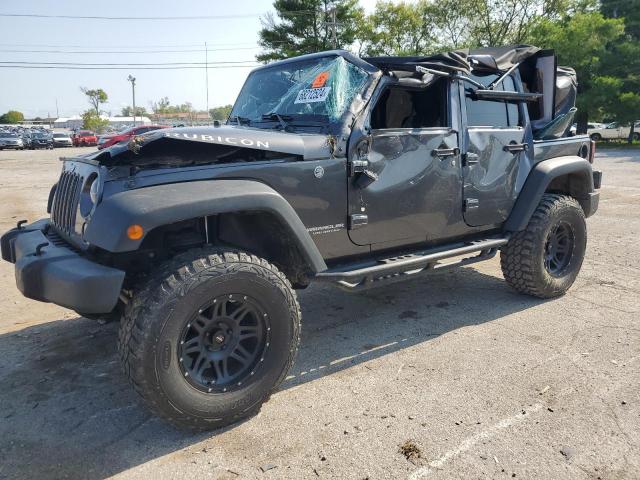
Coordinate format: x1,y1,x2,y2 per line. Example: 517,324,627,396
55,98,59,118
324,7,340,49
205,42,209,118
127,75,136,126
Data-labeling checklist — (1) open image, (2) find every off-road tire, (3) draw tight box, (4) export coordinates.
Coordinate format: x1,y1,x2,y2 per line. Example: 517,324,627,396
500,194,586,298
118,249,301,431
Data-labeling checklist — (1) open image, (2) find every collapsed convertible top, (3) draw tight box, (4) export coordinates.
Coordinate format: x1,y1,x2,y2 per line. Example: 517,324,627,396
364,44,577,136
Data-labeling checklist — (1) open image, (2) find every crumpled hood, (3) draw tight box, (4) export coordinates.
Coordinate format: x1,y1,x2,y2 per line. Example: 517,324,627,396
89,125,334,166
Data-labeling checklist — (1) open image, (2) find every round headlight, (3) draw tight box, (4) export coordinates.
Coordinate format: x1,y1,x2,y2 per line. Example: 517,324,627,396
79,173,100,218
89,177,100,204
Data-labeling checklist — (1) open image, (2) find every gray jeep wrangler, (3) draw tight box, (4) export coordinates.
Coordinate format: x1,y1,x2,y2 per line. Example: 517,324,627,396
2,46,601,430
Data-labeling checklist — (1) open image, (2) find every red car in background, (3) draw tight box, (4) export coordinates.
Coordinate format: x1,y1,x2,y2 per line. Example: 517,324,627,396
72,130,98,147
97,125,169,150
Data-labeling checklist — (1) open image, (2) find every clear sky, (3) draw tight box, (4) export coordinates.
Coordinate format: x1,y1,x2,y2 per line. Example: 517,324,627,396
0,0,379,118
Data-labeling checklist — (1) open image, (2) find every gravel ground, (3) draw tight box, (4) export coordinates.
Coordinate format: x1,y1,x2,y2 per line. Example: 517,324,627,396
0,147,638,480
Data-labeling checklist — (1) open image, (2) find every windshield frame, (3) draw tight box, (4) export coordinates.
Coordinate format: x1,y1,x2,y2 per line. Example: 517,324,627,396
229,52,378,134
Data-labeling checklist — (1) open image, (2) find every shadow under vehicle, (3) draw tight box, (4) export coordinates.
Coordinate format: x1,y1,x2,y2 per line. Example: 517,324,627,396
2,45,601,430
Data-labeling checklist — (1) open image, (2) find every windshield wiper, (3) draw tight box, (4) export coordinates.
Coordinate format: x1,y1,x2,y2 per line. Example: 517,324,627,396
261,112,292,131
228,115,251,126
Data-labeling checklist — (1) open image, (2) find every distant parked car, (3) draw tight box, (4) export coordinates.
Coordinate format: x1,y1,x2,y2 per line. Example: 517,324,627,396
97,124,169,150
0,132,24,150
30,132,54,150
569,122,606,136
22,132,33,149
72,130,98,147
589,122,640,141
52,133,73,148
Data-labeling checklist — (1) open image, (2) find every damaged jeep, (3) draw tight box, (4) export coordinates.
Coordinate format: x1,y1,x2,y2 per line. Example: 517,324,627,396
2,46,601,430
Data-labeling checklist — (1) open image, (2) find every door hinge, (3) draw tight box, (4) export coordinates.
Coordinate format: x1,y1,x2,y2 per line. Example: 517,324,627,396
349,160,368,177
464,198,479,211
349,214,368,229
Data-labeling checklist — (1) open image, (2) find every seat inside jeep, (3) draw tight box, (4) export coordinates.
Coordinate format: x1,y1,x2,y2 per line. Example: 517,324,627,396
370,78,447,129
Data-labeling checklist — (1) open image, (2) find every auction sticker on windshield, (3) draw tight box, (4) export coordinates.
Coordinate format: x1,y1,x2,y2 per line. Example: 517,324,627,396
295,87,331,104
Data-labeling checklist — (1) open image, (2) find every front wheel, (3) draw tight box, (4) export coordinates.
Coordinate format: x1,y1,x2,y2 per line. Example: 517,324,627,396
118,249,300,431
501,194,586,298
632,132,640,141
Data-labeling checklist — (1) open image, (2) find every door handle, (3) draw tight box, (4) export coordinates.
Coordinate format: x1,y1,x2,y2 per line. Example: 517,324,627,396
503,143,528,153
431,147,460,158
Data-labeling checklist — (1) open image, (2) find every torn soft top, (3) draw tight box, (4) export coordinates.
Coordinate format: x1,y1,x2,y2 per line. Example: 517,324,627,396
363,45,546,76
468,44,543,71
362,45,577,136
364,50,470,75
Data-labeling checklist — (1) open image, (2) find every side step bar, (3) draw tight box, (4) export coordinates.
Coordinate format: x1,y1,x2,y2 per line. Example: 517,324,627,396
314,237,509,291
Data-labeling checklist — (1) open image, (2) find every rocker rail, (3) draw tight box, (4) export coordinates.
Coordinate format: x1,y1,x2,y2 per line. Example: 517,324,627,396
314,237,509,291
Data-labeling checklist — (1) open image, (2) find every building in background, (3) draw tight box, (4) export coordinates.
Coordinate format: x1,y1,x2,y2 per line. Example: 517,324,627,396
150,112,211,126
52,115,151,130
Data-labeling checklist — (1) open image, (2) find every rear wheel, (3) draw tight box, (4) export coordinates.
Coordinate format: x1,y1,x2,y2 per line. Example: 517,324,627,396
118,249,300,431
590,133,602,141
632,132,640,141
500,194,586,298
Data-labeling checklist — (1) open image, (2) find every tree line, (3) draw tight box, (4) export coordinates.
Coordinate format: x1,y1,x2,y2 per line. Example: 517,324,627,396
258,0,640,133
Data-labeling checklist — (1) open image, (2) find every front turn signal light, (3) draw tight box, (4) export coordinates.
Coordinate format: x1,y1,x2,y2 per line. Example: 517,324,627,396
126,224,144,240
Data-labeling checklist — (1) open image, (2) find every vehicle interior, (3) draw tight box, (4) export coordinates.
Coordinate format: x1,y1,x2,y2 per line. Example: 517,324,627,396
370,77,448,129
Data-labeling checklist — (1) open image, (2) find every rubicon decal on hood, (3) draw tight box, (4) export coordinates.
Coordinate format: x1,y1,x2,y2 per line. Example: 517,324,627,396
89,124,335,164
164,132,271,149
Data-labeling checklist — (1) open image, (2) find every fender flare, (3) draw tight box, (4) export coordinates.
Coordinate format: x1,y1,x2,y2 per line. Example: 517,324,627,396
84,179,327,272
504,156,596,232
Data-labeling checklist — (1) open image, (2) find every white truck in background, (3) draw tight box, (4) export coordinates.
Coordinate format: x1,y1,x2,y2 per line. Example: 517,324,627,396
588,121,640,141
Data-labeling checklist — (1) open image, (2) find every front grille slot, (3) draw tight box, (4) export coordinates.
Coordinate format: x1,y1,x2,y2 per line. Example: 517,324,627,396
51,170,83,234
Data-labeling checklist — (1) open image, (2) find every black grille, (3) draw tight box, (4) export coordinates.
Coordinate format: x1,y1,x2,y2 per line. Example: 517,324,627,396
51,170,83,234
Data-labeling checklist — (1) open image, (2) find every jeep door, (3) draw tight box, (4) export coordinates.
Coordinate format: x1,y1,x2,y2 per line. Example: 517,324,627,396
460,74,530,227
347,77,463,246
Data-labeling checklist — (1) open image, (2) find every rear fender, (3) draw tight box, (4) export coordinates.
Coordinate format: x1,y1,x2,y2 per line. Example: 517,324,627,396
504,156,596,232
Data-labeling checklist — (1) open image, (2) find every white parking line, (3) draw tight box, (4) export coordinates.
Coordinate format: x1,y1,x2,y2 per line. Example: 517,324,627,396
408,403,544,479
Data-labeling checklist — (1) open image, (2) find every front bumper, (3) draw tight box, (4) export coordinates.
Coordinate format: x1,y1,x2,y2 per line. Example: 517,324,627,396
1,219,125,314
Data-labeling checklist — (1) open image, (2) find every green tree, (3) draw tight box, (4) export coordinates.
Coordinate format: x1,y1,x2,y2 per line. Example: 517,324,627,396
601,0,640,40
0,110,25,124
356,0,586,55
151,96,171,114
209,105,233,121
614,92,640,142
81,110,109,133
257,0,364,62
599,0,640,141
121,106,148,117
527,11,625,131
80,87,108,115
151,98,194,114
358,1,435,56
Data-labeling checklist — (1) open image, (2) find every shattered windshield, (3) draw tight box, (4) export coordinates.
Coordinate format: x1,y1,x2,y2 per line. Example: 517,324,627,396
229,56,369,129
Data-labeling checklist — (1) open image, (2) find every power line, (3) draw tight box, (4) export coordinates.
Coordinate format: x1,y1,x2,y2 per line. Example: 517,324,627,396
0,64,260,70
0,47,259,54
0,13,260,20
0,41,262,49
0,11,315,21
0,61,258,66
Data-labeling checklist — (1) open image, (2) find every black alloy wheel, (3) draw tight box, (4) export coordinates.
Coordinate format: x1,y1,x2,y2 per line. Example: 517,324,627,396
501,193,587,298
543,221,575,277
178,294,270,393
